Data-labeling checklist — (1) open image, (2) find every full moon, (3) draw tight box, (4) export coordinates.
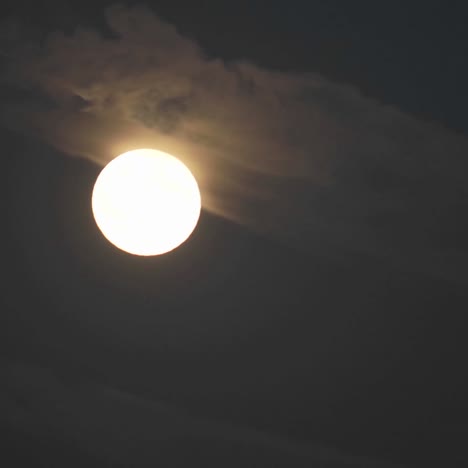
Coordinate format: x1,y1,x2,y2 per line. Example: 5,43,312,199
92,149,201,256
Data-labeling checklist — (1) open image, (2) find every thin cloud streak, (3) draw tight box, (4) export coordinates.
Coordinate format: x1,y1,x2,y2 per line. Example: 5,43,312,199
2,359,403,467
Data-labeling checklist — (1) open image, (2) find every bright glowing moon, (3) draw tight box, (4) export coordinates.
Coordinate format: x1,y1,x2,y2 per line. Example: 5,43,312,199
92,149,201,256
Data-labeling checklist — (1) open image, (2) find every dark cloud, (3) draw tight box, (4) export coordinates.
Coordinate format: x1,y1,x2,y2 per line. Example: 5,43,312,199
1,360,402,467
1,3,467,282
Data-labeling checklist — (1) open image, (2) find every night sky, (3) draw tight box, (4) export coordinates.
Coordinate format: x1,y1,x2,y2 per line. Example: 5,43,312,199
1,2,468,467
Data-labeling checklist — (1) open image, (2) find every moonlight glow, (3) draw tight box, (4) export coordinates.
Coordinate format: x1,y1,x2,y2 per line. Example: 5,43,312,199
92,149,201,256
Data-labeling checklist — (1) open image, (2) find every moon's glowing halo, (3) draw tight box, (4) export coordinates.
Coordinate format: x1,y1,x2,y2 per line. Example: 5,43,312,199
92,149,201,256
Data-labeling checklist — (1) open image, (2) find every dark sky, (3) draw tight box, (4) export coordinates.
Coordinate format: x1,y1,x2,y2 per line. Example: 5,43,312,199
1,2,468,467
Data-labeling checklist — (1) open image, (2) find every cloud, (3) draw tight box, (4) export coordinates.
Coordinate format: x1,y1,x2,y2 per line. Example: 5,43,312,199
1,4,467,281
1,359,403,467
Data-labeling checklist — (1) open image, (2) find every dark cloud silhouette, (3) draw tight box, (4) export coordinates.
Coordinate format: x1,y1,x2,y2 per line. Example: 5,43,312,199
1,3,467,282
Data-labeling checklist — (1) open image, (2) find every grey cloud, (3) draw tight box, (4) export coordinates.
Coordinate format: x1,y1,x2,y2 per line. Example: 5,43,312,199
1,360,403,467
133,90,192,133
1,4,467,282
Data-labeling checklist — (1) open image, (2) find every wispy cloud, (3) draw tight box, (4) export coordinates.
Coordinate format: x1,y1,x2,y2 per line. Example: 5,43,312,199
1,4,467,281
2,359,403,467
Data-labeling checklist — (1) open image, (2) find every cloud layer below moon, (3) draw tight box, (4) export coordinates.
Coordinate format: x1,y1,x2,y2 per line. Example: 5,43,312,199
1,4,467,281
1,359,401,467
